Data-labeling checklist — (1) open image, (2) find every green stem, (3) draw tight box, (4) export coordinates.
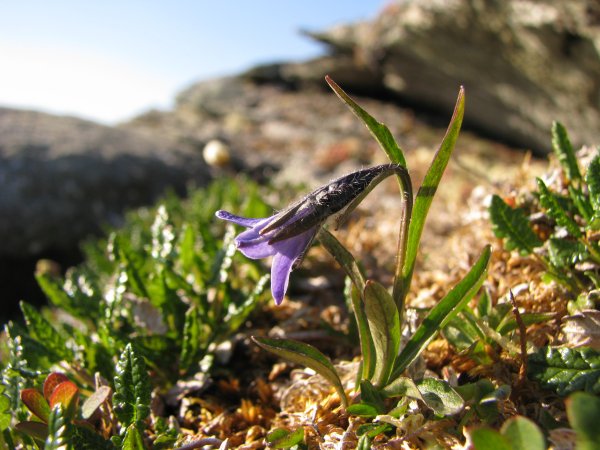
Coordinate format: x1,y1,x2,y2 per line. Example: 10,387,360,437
391,168,413,314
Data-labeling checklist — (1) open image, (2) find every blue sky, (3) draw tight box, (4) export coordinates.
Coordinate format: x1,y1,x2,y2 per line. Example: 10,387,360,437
0,1,386,123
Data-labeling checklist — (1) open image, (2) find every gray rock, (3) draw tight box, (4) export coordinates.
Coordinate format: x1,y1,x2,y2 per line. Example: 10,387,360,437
298,0,600,153
0,108,209,256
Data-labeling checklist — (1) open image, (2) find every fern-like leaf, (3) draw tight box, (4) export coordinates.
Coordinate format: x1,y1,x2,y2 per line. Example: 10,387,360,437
528,347,600,395
586,155,600,223
551,121,581,182
537,178,582,238
489,195,542,255
112,344,151,429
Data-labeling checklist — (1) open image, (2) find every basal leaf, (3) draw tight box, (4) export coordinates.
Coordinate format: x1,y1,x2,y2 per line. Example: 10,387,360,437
392,245,490,378
251,336,348,407
416,378,464,416
401,88,465,299
566,391,600,450
20,302,72,363
113,344,151,428
346,402,380,417
586,155,600,220
121,423,145,450
363,281,400,387
551,121,581,182
528,346,600,395
469,427,512,450
568,186,593,223
537,178,582,238
266,427,305,449
179,306,202,373
489,195,542,255
547,237,588,268
325,76,406,167
381,376,422,400
500,416,546,450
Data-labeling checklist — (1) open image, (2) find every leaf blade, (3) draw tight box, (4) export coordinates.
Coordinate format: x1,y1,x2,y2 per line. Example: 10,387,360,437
392,245,490,378
252,336,348,407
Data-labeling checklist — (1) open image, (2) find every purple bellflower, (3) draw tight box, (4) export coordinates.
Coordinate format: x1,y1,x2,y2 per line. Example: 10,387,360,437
216,164,401,304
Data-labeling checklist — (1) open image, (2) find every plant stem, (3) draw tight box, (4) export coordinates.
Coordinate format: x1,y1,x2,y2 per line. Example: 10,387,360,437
391,168,413,314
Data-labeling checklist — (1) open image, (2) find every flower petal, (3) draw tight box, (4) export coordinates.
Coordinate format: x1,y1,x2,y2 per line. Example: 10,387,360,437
215,210,268,228
237,238,277,259
270,228,317,304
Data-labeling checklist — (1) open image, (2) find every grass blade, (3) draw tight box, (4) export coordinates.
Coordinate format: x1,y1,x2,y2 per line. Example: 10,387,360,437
400,87,465,300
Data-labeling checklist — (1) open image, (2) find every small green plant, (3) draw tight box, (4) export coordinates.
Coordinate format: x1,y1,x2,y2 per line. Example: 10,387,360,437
490,122,600,295
443,288,553,367
216,76,491,426
0,178,271,447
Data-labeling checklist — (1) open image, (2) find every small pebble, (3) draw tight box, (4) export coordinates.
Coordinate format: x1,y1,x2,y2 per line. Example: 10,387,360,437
203,139,231,167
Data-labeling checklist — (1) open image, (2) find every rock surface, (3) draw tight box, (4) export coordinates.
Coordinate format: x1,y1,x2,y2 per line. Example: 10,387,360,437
271,0,600,154
0,108,209,257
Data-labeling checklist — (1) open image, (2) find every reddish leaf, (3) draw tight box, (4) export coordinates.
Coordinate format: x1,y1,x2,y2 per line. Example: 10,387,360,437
14,420,49,441
49,381,79,419
43,373,70,401
20,388,50,423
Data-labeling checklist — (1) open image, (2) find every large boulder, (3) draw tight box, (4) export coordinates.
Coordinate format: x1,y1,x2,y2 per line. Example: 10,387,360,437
286,0,600,154
0,108,209,256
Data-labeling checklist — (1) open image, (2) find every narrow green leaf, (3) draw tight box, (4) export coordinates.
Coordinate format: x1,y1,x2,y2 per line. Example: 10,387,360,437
496,312,555,335
358,380,385,413
566,391,600,450
552,121,581,182
346,403,380,417
121,423,145,450
357,434,373,450
35,273,81,317
45,405,71,450
392,245,490,378
402,87,465,294
325,75,406,167
251,336,348,407
489,195,542,255
318,228,366,292
20,302,71,362
568,186,593,223
0,394,11,431
266,427,304,448
528,346,600,395
500,416,545,450
319,229,374,378
537,178,582,237
179,306,202,373
113,344,151,428
363,281,400,387
469,427,512,450
586,156,600,219
416,378,464,416
224,274,269,332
